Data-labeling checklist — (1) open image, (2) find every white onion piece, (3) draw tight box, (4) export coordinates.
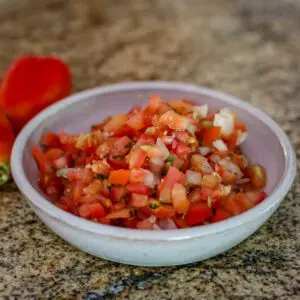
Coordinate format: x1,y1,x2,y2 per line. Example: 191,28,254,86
186,170,202,185
213,108,234,136
219,158,243,178
213,139,228,152
149,157,165,174
199,147,211,156
209,154,221,163
153,224,161,231
158,218,177,230
144,170,157,188
236,178,250,184
187,124,196,134
149,215,157,224
236,131,248,145
194,104,208,118
156,138,169,159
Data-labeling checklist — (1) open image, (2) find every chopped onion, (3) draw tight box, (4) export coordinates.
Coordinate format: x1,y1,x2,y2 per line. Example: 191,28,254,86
149,215,157,224
219,158,243,178
194,104,208,118
156,138,169,159
149,157,165,174
213,139,228,152
199,147,211,156
213,108,234,136
187,124,196,134
236,178,250,184
236,130,248,145
144,170,157,188
209,154,221,163
153,224,161,231
186,170,202,185
164,135,174,144
158,218,177,230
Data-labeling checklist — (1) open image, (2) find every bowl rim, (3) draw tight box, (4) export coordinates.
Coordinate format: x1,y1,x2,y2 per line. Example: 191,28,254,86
11,81,297,241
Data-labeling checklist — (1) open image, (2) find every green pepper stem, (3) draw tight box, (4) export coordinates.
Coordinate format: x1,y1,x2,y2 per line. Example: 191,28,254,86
0,162,10,185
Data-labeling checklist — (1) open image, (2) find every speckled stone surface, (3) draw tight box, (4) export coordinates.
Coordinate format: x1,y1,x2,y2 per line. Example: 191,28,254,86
0,0,299,299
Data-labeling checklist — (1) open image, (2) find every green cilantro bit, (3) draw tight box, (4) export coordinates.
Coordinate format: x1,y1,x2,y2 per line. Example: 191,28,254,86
165,155,174,165
112,154,123,159
125,141,134,149
148,200,161,210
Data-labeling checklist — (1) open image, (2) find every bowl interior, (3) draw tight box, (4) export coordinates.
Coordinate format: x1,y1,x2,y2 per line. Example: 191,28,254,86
23,85,285,201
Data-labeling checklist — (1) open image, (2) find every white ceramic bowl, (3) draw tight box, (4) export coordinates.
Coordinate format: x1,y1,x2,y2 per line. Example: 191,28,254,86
11,82,296,266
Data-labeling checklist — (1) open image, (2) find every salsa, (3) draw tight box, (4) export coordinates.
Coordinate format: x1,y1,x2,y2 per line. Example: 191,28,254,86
32,96,267,230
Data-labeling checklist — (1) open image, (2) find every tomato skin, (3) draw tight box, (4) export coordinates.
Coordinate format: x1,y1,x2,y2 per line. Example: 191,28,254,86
211,209,230,223
202,126,221,146
175,142,190,157
127,183,151,194
32,146,53,173
107,155,129,169
109,170,131,185
44,148,64,162
131,193,148,208
186,203,212,226
89,203,106,220
41,131,60,148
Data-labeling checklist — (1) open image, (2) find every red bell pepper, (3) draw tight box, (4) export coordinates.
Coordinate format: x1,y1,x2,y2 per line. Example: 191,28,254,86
0,55,72,133
0,112,15,184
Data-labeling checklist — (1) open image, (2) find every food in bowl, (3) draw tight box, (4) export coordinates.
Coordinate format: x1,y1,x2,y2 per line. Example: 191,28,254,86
32,96,267,230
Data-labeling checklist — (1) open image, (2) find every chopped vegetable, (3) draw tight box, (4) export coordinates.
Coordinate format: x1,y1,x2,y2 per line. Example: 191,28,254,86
33,95,267,229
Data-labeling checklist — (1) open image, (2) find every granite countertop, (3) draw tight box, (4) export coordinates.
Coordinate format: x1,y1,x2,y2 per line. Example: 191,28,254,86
1,0,300,299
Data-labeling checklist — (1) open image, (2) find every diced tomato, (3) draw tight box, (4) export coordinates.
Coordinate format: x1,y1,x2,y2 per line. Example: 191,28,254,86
123,219,138,229
127,111,145,130
104,114,128,133
83,179,103,196
234,192,254,212
112,125,138,138
186,203,212,225
175,142,190,157
222,193,242,216
134,134,155,148
32,146,53,173
245,191,267,205
89,202,106,220
235,123,247,132
188,188,202,204
131,193,148,208
67,168,94,185
211,209,230,223
173,217,189,228
108,169,131,185
113,136,132,156
174,131,190,143
78,203,91,218
127,183,150,194
129,149,147,169
107,155,129,169
44,148,64,162
111,186,127,201
159,167,183,203
200,175,220,189
202,126,221,146
250,164,266,189
171,183,189,214
106,208,134,219
147,95,162,113
149,203,176,219
41,131,60,148
130,168,149,184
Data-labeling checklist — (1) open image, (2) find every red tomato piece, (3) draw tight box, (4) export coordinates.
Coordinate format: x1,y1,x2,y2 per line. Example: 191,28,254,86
186,203,212,226
211,209,230,223
202,127,221,146
41,131,60,148
32,146,53,173
127,183,151,194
